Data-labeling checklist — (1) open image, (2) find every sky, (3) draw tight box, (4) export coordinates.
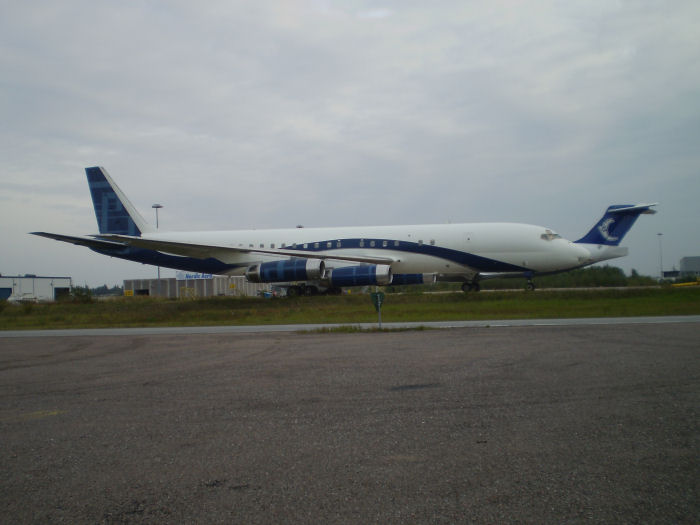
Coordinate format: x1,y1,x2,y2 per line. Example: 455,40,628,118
2,1,699,287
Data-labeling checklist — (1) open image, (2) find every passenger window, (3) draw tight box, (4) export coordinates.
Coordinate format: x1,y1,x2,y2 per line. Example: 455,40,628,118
382,240,388,247
249,243,254,248
303,243,308,249
314,242,319,249
260,243,264,248
337,241,341,248
394,240,400,247
327,242,332,248
430,239,435,246
281,243,286,248
270,243,275,249
370,240,376,247
359,240,365,247
418,240,423,245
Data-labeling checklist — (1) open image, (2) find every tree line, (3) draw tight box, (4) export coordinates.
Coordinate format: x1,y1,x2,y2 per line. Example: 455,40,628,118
388,265,657,293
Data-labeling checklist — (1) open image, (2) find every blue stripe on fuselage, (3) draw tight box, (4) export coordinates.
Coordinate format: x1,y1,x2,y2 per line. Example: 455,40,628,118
290,238,528,272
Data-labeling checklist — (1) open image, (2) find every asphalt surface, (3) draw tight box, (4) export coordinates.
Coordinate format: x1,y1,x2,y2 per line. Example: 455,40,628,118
1,323,698,524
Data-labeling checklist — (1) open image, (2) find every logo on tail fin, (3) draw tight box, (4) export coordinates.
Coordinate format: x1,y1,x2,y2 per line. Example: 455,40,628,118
597,218,619,242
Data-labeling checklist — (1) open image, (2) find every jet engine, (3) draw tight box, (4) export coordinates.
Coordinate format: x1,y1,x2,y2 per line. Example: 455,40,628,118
246,259,325,283
327,264,392,287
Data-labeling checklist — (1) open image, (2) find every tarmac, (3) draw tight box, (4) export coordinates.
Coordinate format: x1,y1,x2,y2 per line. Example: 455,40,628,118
1,321,698,523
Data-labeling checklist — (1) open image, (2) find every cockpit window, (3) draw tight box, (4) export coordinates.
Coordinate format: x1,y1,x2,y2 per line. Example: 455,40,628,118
541,229,561,241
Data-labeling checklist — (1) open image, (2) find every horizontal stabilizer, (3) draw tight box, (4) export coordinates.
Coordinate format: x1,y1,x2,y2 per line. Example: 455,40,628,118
607,203,657,215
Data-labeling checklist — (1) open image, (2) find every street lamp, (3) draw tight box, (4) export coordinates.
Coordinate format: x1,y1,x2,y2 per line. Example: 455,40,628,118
153,204,163,295
657,232,663,281
152,204,163,229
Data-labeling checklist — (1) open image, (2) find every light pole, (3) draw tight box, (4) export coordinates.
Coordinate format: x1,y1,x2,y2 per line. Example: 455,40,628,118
152,204,162,229
657,232,663,281
153,204,163,296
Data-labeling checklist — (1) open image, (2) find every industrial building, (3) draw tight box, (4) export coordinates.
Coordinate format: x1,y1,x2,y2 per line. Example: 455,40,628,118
124,272,271,299
0,275,72,302
679,257,700,277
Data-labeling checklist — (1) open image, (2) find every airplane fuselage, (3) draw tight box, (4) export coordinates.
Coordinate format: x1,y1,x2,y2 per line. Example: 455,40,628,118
143,222,595,278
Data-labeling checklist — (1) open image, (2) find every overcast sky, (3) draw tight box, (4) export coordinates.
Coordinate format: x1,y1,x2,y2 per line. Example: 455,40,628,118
2,1,699,286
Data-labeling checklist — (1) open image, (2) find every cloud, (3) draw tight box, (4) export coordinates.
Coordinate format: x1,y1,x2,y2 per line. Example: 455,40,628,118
2,1,698,284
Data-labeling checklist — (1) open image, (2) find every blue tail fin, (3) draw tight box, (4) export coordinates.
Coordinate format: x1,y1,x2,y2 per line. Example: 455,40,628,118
86,167,154,236
575,203,657,246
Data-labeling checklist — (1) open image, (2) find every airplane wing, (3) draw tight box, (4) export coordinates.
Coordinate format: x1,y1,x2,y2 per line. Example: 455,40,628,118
31,232,129,250
97,234,397,265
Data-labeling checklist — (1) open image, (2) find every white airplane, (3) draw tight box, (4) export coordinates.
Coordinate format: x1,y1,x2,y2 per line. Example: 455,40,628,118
32,167,656,296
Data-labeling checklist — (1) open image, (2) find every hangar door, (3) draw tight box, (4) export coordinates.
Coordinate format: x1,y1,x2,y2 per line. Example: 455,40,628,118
54,288,71,300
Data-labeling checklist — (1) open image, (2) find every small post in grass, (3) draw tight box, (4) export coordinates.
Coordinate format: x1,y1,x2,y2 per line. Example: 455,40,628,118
370,290,385,329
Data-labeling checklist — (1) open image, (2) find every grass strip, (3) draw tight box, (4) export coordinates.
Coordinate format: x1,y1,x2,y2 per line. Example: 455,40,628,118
0,288,698,330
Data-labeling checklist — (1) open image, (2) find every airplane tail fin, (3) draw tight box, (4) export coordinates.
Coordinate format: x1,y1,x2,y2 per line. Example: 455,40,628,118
575,203,657,246
86,167,155,236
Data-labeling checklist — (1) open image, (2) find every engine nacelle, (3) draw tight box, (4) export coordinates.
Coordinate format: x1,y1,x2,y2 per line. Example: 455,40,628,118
327,264,392,287
246,259,324,283
391,273,437,285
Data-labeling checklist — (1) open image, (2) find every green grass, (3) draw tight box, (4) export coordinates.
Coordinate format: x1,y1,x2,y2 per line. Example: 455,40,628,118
0,288,698,330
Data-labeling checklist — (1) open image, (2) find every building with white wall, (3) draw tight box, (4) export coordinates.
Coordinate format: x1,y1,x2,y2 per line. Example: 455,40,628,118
680,257,700,277
124,273,271,298
0,275,72,302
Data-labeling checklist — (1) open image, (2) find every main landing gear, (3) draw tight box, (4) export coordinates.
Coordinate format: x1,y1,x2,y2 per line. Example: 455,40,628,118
525,279,536,291
286,284,319,297
285,285,302,297
461,281,481,293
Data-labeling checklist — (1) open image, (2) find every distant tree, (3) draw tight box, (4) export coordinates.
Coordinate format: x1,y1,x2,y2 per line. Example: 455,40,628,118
485,265,628,289
72,285,94,303
384,265,659,293
90,284,124,296
627,269,656,286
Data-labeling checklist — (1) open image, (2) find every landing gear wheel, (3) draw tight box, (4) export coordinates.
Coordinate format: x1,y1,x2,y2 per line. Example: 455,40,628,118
461,282,481,293
286,286,302,297
525,281,536,291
